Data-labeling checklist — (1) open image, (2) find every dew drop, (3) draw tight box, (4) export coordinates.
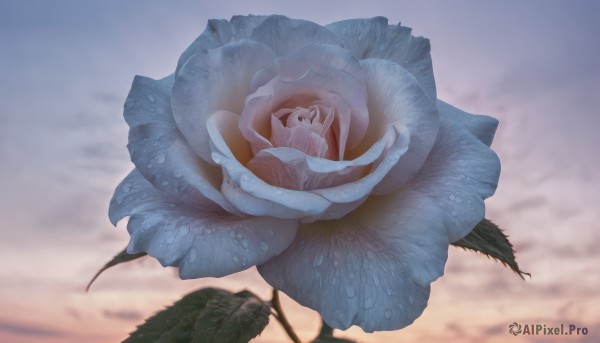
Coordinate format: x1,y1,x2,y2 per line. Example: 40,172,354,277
386,289,393,296
122,183,131,193
449,194,455,201
232,254,240,263
384,310,392,319
147,162,153,169
408,296,415,304
372,274,380,286
147,94,156,103
345,285,356,298
155,154,166,164
241,239,249,249
313,254,324,267
260,242,269,251
165,231,175,244
364,298,374,309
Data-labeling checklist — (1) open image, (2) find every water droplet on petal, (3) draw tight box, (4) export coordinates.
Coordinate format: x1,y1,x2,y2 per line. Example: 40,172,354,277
372,274,380,286
232,254,240,263
122,183,131,193
313,254,324,267
345,285,356,298
147,94,156,103
386,289,393,296
260,242,269,251
384,310,392,319
241,239,249,249
364,298,374,309
165,231,175,244
408,296,415,304
449,194,455,201
155,154,166,164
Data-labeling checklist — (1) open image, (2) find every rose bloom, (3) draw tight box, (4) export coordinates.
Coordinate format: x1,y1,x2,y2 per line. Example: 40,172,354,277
109,15,500,331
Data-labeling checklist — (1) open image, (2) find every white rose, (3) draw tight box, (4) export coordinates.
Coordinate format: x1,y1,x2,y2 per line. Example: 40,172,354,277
110,15,500,331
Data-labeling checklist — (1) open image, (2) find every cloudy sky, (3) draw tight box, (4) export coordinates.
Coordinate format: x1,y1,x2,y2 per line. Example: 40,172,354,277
1,0,599,342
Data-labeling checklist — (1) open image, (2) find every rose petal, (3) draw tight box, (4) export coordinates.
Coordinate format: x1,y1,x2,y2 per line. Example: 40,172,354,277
355,59,439,194
250,43,366,97
124,75,240,215
246,147,372,190
326,17,436,101
409,107,501,242
258,190,448,332
172,39,277,163
437,100,499,147
175,15,268,75
250,15,340,56
207,110,333,218
110,169,299,278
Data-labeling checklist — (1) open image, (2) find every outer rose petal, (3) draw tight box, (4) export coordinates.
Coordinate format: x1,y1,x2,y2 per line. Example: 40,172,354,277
109,170,299,278
124,74,240,215
326,17,436,101
250,15,341,56
175,15,268,75
437,100,498,147
411,104,501,242
172,40,277,163
258,190,448,332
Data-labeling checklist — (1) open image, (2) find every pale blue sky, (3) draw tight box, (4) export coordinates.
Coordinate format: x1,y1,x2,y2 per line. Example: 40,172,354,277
1,1,599,342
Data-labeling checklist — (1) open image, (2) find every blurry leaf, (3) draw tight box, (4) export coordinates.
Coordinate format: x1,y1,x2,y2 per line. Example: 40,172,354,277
192,290,270,343
124,288,270,343
452,218,530,278
86,248,146,291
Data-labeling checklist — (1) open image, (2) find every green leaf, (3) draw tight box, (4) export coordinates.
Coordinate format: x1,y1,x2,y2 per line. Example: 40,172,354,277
86,248,146,291
192,290,271,343
452,218,530,279
124,288,270,343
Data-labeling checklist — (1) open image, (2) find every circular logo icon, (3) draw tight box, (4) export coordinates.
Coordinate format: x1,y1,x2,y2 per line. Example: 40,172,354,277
509,322,522,336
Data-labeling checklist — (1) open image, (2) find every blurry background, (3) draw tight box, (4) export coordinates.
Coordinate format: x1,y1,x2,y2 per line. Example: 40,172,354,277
1,1,599,342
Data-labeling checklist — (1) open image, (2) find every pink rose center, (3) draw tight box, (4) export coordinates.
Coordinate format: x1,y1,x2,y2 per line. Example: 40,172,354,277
270,102,339,160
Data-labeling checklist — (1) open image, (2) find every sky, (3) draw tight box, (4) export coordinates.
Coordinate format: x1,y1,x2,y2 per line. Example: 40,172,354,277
0,0,599,342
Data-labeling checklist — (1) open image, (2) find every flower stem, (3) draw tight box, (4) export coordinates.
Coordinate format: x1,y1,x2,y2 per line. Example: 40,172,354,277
271,289,302,343
318,318,334,337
